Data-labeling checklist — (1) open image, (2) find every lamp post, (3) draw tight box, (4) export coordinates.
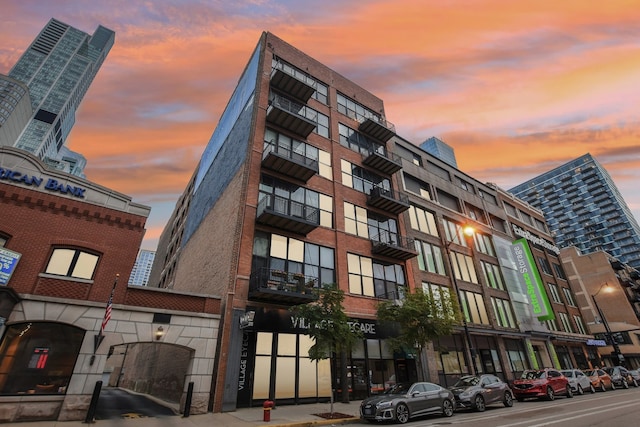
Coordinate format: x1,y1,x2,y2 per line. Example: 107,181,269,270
442,224,478,376
591,283,624,366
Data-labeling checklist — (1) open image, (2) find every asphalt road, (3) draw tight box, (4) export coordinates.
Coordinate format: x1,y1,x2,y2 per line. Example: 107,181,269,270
370,385,640,427
95,387,177,420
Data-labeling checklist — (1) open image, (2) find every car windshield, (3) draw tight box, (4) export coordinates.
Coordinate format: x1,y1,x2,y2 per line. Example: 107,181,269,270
453,376,479,387
561,370,573,378
603,367,615,374
385,383,412,394
521,371,546,380
584,370,597,376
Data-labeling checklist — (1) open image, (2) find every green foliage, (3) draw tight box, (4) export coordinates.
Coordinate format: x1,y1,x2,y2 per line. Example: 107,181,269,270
290,283,363,361
376,288,461,379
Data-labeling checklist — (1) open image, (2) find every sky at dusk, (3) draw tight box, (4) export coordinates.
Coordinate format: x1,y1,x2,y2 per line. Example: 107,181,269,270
2,1,639,251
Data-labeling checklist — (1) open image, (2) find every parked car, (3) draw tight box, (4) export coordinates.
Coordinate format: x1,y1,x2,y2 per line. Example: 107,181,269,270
603,366,638,389
561,369,595,394
628,369,640,385
511,368,573,401
360,382,455,423
584,368,614,391
448,374,514,412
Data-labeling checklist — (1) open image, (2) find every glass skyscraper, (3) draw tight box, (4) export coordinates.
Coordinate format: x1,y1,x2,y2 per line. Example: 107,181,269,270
128,249,156,286
8,18,114,176
509,153,640,269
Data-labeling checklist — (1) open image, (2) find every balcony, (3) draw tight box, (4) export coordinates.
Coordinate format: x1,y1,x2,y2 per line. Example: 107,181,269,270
362,145,403,175
249,267,318,305
358,116,396,142
270,62,316,102
266,94,317,138
371,232,417,260
262,142,318,182
256,194,320,235
611,260,624,270
367,186,409,214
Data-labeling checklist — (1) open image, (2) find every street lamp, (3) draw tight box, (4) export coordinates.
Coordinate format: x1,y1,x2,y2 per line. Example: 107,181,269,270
591,283,624,366
442,223,478,376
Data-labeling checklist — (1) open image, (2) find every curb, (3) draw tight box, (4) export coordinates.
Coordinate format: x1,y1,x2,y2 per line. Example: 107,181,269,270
261,417,361,427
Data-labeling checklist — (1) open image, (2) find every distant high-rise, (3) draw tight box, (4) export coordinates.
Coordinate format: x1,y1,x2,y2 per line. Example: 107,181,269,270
128,249,156,286
509,153,640,269
420,137,457,168
7,18,114,177
0,74,32,146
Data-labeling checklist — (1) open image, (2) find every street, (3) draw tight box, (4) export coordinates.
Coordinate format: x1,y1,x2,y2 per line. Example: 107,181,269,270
95,387,177,420
366,386,640,427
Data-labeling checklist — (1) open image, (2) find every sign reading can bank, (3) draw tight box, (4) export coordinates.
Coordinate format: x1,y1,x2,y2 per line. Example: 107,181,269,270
510,238,554,321
0,167,86,198
0,247,21,285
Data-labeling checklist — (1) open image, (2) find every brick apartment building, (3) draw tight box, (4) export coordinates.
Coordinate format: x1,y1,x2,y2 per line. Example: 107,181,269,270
0,147,222,422
149,31,597,413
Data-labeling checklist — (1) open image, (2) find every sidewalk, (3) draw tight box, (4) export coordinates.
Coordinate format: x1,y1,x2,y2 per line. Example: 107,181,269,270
17,400,363,427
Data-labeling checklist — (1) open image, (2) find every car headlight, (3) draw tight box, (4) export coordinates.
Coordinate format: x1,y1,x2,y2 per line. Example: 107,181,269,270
377,401,393,409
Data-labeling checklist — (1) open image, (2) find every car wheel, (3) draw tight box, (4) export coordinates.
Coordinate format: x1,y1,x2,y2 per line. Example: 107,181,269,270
473,395,486,412
395,403,410,424
633,379,639,387
566,385,573,398
576,385,584,395
623,380,629,389
442,399,454,417
546,386,555,401
503,391,514,407
589,384,596,393
611,382,616,391
600,382,606,392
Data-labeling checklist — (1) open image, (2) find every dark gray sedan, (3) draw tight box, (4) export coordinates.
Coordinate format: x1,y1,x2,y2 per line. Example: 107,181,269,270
360,382,455,423
448,374,514,411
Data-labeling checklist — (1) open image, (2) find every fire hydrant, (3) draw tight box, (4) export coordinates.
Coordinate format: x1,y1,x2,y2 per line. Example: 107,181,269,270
263,400,274,422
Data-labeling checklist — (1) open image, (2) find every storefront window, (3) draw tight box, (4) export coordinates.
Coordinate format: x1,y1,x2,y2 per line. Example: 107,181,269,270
0,322,84,395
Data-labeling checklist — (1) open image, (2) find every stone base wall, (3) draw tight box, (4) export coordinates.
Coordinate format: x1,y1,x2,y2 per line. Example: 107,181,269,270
0,395,63,422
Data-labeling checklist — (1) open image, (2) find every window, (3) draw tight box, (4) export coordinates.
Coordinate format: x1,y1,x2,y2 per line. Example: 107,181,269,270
0,322,85,395
45,248,99,280
341,160,390,194
252,232,335,287
458,178,474,193
337,92,382,123
548,283,562,304
344,202,398,244
558,312,574,333
423,282,456,318
459,291,490,325
408,205,439,236
338,123,385,157
574,315,587,335
545,318,559,331
347,253,405,299
443,219,470,247
414,240,446,274
537,257,553,275
403,174,431,200
481,261,505,290
491,297,517,328
552,263,567,280
562,288,576,306
436,189,459,211
263,128,331,179
473,233,495,256
344,202,369,238
449,251,478,284
427,161,450,181
478,189,497,205
272,56,328,105
503,202,517,217
0,234,7,247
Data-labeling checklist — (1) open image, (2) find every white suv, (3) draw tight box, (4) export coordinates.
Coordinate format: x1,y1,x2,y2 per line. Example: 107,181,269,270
561,369,595,395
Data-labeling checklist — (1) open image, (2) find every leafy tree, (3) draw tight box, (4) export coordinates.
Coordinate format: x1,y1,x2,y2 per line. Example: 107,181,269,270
290,283,362,407
376,287,461,381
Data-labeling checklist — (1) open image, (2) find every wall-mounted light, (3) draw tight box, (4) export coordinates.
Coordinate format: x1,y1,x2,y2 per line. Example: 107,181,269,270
155,326,164,341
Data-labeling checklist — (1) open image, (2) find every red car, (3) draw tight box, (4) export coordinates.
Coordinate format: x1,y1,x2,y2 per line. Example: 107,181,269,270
511,368,573,401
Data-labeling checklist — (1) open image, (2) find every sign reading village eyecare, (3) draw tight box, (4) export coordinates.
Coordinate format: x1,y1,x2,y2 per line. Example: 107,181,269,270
510,238,554,321
0,247,21,285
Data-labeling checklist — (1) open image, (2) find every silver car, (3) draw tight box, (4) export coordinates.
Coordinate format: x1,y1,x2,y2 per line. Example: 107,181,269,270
448,374,514,411
360,382,455,424
561,369,595,394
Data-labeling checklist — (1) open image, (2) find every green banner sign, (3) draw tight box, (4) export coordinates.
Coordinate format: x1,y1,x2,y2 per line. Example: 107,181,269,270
510,239,554,321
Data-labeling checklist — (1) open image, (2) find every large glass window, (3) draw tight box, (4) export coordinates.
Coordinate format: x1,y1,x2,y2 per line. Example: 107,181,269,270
548,283,562,304
344,202,397,242
347,253,405,299
0,322,84,395
341,160,390,194
414,240,446,275
423,282,455,318
344,202,369,238
562,288,576,306
491,297,517,328
574,315,587,335
473,233,495,256
449,251,478,284
337,92,382,123
481,261,505,290
459,291,490,325
45,248,99,280
537,257,553,275
338,123,385,157
408,205,438,236
271,57,329,105
558,312,574,333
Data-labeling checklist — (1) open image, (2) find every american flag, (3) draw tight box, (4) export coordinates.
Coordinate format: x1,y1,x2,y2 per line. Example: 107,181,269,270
100,275,118,335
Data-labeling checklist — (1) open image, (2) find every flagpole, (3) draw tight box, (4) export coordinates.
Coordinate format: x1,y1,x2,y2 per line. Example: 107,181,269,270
90,274,119,365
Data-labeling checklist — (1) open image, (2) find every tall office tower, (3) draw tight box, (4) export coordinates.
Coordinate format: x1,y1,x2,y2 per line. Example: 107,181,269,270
420,136,457,168
7,18,114,176
151,32,593,413
128,249,156,286
0,74,32,146
509,153,640,270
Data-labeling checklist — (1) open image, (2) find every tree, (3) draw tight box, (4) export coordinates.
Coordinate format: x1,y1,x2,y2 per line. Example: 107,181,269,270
376,287,461,381
290,283,362,408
